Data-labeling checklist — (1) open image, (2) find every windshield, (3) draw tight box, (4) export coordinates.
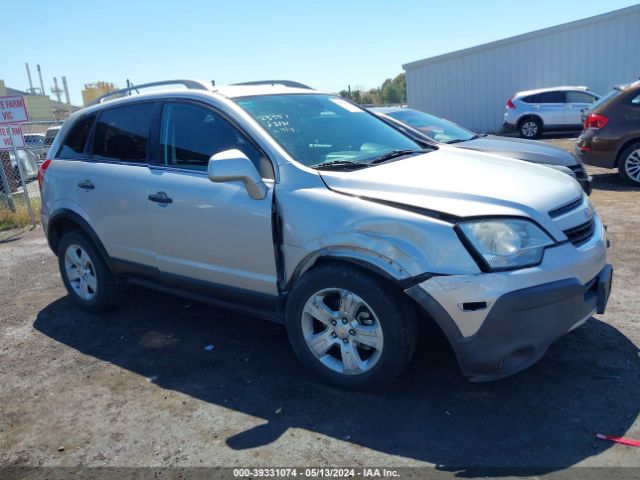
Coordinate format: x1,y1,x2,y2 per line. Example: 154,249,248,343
385,109,476,143
235,94,424,168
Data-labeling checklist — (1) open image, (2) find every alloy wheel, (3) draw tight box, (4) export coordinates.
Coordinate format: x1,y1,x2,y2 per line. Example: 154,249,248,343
64,244,98,301
521,121,538,137
624,149,640,183
301,288,384,375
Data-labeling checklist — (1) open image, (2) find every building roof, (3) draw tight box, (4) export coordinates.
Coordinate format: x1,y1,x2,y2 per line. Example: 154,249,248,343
4,85,81,113
403,4,640,70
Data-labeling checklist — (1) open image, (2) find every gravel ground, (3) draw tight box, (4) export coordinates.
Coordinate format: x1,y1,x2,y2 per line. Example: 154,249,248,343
0,138,639,476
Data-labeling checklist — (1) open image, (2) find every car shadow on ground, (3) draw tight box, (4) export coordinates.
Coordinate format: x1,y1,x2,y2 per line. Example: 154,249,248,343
34,288,639,474
591,172,640,193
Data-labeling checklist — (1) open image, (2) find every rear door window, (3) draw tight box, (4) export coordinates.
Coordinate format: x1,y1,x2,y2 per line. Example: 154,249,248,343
537,91,566,103
57,115,96,159
92,103,155,162
521,94,539,103
566,91,597,104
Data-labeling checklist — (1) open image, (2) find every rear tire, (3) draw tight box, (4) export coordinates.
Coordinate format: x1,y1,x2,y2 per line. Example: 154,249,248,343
285,264,418,390
618,142,640,186
518,117,542,139
57,230,122,312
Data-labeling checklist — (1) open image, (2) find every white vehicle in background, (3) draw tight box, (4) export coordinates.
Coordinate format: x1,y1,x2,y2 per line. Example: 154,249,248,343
503,86,599,138
0,150,39,194
23,133,48,161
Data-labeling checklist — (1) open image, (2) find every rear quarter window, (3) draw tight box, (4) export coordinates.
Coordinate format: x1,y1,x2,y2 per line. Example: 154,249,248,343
56,115,96,159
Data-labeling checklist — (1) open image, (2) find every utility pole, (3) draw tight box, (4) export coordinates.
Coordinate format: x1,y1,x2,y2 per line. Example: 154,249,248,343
37,65,46,96
25,63,35,95
62,76,72,114
51,77,63,103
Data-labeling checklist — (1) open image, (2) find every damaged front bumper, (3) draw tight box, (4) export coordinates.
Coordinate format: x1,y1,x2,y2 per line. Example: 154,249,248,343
404,221,611,382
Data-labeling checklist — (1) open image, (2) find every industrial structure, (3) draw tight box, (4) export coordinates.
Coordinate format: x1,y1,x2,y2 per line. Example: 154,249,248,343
1,63,81,121
403,4,640,133
82,82,118,106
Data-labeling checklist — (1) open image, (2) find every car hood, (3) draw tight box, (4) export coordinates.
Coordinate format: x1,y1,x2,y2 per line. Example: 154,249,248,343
319,147,583,230
456,135,579,167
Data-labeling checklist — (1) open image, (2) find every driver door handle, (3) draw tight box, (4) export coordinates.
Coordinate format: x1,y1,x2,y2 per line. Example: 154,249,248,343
148,192,173,204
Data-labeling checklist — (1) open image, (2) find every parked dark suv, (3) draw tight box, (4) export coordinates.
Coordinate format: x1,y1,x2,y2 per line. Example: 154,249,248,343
577,80,640,186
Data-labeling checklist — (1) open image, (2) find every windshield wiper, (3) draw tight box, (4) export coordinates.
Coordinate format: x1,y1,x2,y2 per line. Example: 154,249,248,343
369,149,427,165
312,160,370,170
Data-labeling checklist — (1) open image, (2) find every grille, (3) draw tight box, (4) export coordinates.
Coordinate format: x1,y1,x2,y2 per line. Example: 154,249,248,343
564,218,595,246
549,197,583,218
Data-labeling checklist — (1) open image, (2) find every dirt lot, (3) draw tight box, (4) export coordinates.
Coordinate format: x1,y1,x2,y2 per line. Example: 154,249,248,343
1,138,639,475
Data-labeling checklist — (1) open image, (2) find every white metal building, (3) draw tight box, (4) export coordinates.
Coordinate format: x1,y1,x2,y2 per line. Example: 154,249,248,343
403,4,640,133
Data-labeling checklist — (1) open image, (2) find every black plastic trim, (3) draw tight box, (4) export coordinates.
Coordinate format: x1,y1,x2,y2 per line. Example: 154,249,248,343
406,264,613,382
112,258,281,323
46,209,113,271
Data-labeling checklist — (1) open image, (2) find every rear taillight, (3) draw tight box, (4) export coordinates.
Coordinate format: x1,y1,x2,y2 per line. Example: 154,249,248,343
38,158,52,191
583,113,608,130
506,96,516,109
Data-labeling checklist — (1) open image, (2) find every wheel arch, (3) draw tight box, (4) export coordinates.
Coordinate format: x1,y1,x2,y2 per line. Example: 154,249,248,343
517,114,544,129
285,247,429,293
47,209,113,271
615,137,640,164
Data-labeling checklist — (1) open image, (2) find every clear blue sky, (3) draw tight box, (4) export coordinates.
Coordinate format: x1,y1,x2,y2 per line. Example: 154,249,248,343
5,0,639,105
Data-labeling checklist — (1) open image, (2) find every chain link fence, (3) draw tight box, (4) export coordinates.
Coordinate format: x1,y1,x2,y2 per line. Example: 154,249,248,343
0,121,62,240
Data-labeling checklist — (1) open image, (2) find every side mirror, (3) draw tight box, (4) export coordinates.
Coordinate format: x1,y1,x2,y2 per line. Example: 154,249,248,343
208,149,267,200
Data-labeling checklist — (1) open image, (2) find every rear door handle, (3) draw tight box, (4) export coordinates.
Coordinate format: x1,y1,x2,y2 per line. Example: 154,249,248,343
148,192,173,204
78,180,95,190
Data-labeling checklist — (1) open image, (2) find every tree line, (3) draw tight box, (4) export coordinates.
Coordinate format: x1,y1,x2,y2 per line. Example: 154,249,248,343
339,73,406,106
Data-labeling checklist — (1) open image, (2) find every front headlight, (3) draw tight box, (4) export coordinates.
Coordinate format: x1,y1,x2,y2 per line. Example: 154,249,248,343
458,219,555,271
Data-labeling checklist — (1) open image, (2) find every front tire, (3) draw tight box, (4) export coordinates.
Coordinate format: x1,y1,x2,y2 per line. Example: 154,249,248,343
618,142,640,186
285,264,417,390
518,117,542,139
57,230,121,312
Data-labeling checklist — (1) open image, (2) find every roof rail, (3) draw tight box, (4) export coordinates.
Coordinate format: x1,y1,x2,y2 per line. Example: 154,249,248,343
231,80,313,89
89,79,212,106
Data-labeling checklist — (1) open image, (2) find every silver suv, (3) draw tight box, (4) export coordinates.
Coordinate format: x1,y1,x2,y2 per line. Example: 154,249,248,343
40,80,612,390
503,86,599,138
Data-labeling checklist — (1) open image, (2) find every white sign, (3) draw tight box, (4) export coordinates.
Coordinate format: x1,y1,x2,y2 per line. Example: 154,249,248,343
0,95,29,124
0,124,25,150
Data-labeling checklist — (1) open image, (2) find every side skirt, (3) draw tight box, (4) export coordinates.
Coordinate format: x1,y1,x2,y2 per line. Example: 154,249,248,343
112,259,283,324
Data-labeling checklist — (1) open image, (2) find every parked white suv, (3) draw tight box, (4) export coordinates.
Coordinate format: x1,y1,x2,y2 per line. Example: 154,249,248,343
40,80,612,389
503,86,599,138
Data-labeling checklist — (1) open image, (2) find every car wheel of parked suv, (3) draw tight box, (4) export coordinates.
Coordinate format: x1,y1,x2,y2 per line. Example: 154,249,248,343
285,264,418,390
518,117,542,139
618,142,640,186
58,230,121,312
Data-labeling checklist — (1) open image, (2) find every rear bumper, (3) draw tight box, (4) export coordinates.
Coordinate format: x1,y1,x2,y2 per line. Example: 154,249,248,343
407,264,612,381
576,130,619,168
502,121,517,133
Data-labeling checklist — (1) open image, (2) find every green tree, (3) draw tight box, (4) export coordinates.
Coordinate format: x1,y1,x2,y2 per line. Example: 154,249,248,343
339,72,406,106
